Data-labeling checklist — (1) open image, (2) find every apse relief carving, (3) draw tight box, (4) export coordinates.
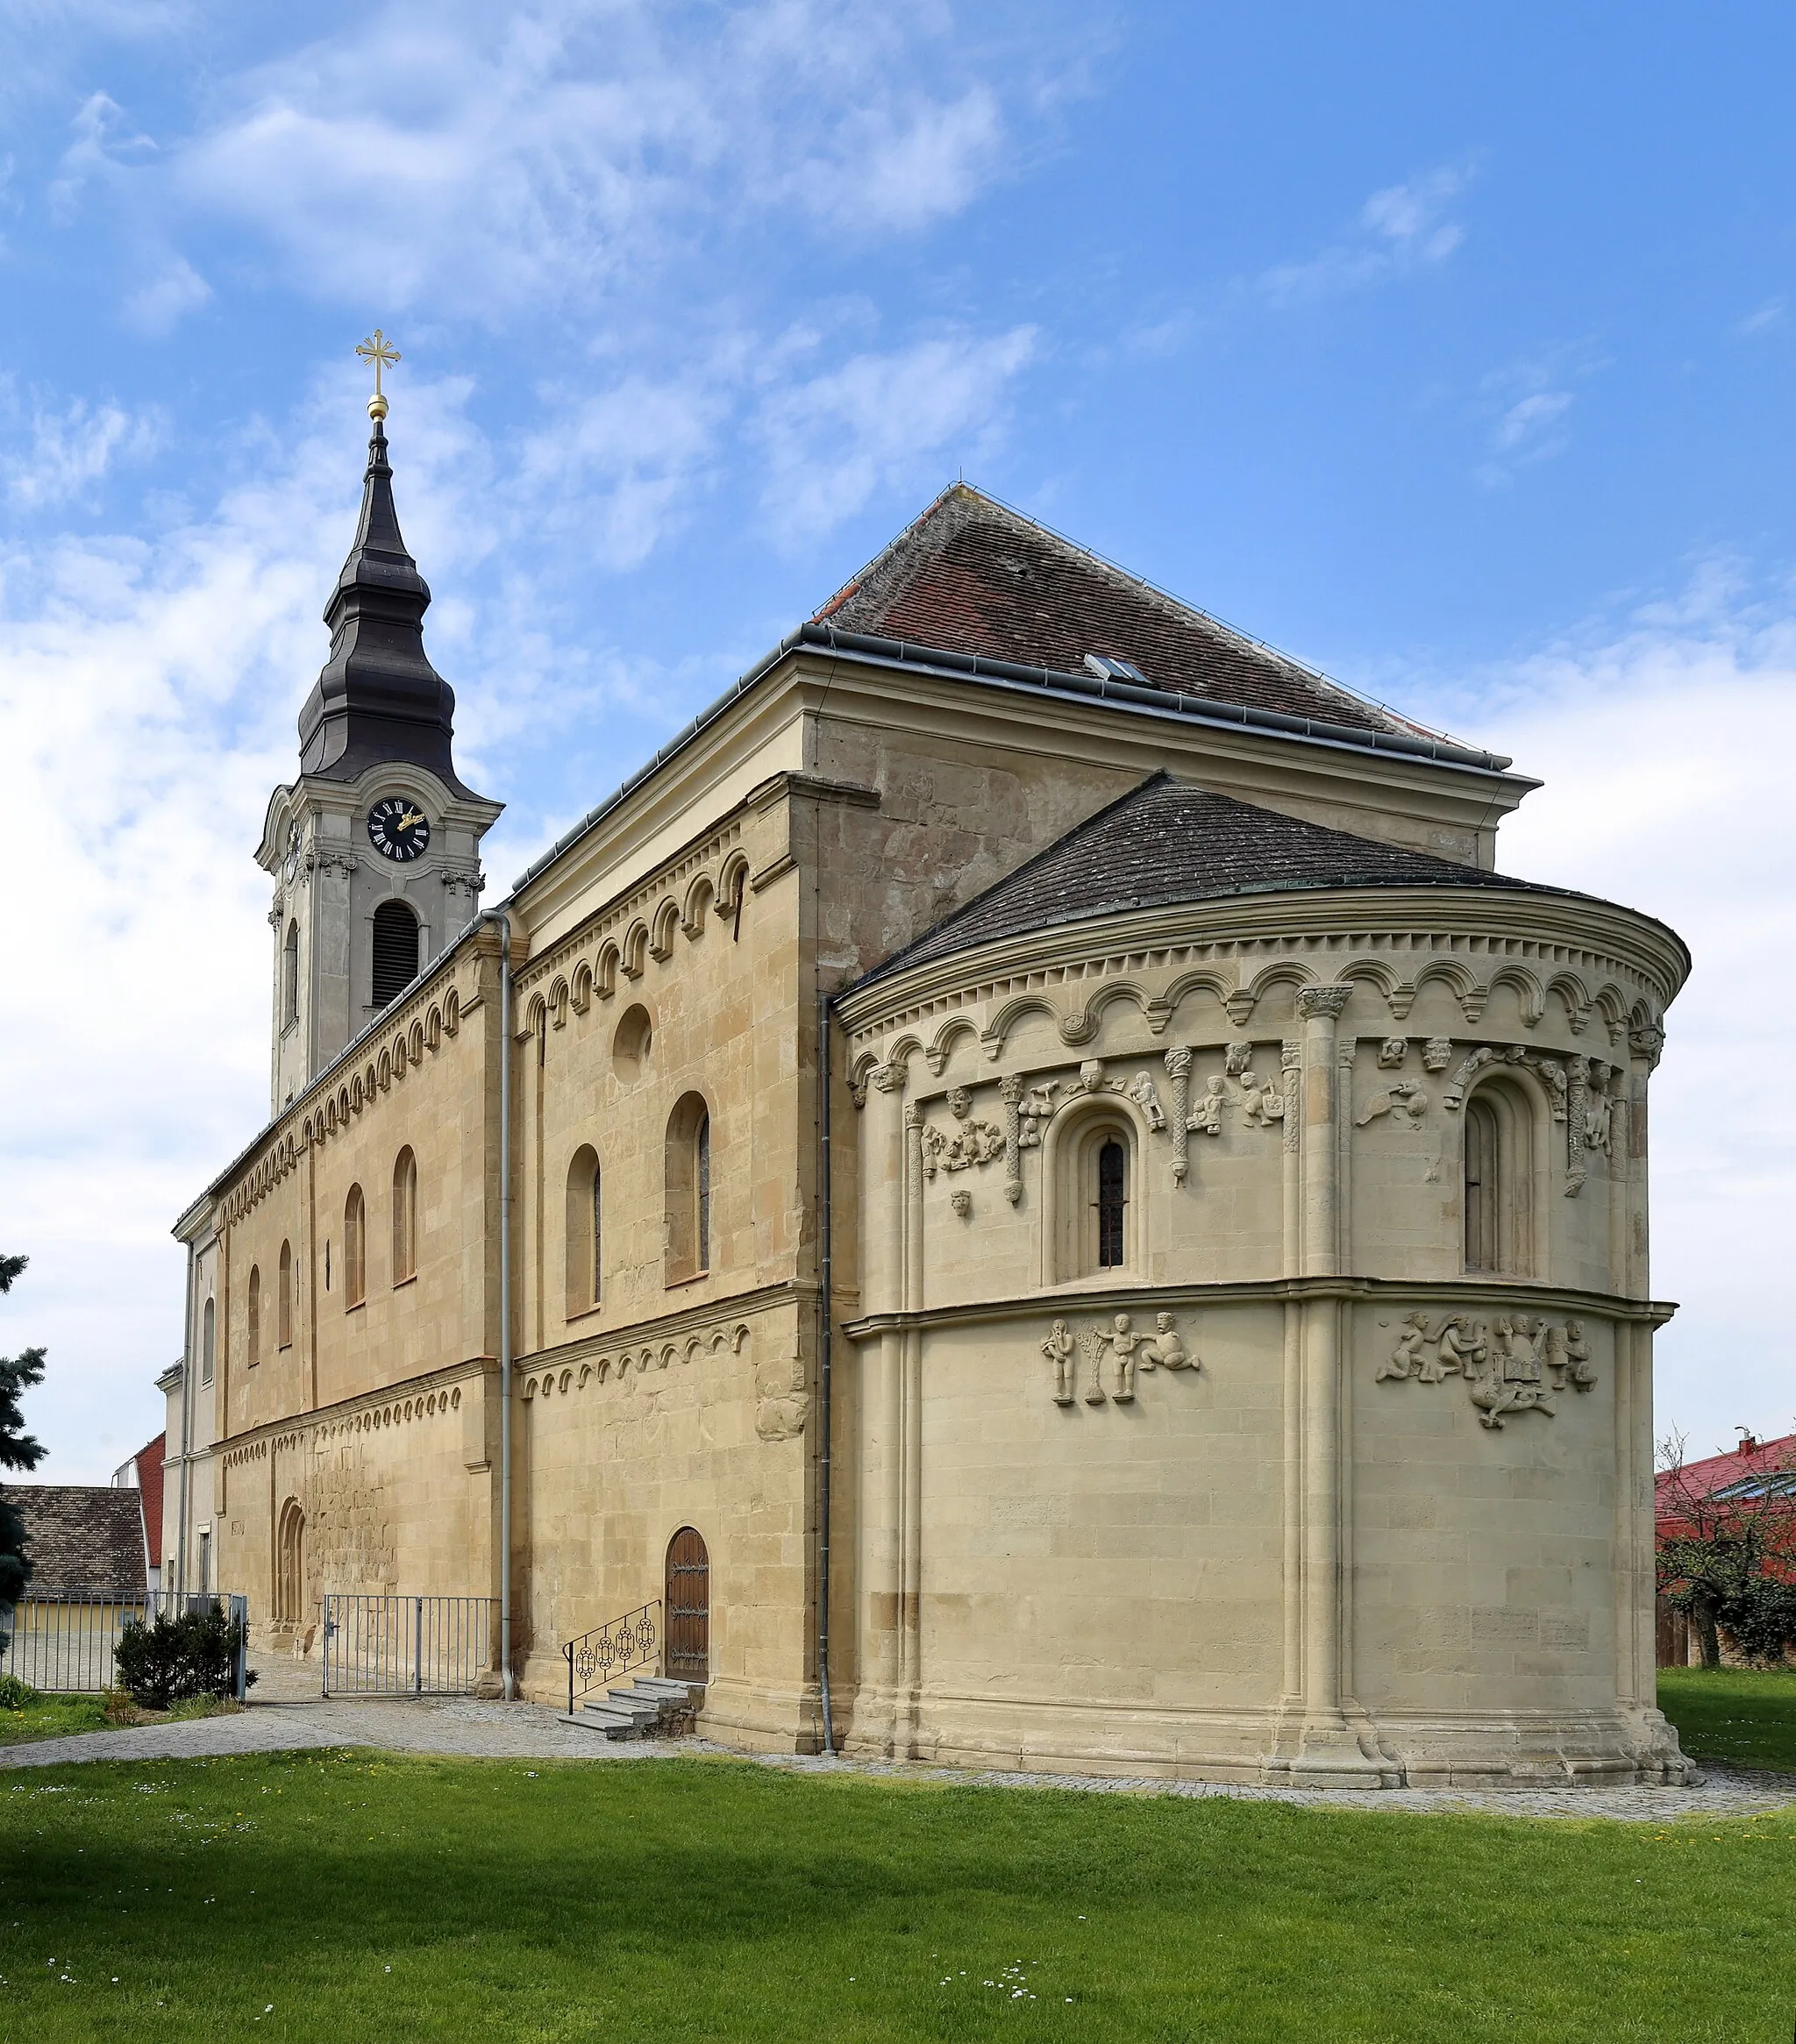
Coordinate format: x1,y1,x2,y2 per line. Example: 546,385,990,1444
1042,1311,1196,1407
1440,1043,1623,1196
1376,1309,1596,1428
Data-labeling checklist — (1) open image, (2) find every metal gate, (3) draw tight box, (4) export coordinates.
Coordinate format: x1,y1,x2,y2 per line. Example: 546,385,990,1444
321,1595,495,1698
2,1588,248,1698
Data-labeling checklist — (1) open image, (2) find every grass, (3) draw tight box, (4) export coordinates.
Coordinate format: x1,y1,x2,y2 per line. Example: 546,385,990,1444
3,1749,1796,2043
0,1691,242,1748
0,1693,109,1746
1659,1665,1796,1771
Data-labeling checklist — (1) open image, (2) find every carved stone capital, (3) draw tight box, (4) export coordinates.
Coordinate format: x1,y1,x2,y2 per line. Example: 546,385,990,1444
1162,1046,1194,1079
1297,985,1352,1022
1000,1073,1024,1104
1629,1022,1665,1069
871,1061,906,1095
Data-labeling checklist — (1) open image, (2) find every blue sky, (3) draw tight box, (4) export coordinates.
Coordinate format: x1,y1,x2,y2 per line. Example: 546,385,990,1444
4,2,1794,1477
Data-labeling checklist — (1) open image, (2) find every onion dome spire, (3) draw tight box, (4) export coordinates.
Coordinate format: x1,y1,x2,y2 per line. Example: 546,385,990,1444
295,331,474,794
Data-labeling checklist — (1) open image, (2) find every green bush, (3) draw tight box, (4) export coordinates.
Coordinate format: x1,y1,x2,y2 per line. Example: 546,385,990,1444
113,1606,255,1709
1720,1575,1796,1667
0,1672,36,1711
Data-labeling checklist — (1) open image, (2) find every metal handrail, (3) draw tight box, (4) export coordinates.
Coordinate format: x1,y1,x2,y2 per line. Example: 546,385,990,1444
562,1600,659,1717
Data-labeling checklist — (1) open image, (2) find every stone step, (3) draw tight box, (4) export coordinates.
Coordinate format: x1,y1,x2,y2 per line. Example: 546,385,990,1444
559,1707,636,1738
604,1688,666,1719
631,1677,700,1699
559,1674,704,1740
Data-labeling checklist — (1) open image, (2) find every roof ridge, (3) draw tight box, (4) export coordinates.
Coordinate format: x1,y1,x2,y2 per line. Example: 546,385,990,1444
814,481,1457,746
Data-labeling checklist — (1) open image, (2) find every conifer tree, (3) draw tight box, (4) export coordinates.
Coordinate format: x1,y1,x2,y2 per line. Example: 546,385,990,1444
0,1253,48,1620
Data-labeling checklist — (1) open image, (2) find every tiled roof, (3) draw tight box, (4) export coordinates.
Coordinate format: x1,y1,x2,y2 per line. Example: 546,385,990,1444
133,1435,167,1570
1655,1433,1796,1513
861,773,1549,983
7,1485,148,1594
815,484,1424,738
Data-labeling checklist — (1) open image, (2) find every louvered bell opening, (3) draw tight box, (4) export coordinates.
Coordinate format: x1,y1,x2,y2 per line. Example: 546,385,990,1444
371,900,419,1009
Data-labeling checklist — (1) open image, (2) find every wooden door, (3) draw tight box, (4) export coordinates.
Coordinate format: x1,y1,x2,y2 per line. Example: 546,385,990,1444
665,1527,709,1681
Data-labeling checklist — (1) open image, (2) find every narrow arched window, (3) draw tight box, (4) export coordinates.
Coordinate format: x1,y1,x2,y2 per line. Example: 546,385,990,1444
665,1094,713,1284
246,1265,261,1366
277,1240,293,1348
1464,1095,1499,1272
1096,1140,1127,1268
283,920,300,1026
371,899,419,1010
1463,1080,1535,1277
201,1297,216,1386
345,1184,367,1307
392,1146,417,1284
566,1146,602,1314
696,1111,710,1272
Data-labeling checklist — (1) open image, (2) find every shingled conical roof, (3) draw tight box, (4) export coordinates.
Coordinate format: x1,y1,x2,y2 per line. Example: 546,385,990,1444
861,773,1553,983
815,484,1430,738
296,419,473,793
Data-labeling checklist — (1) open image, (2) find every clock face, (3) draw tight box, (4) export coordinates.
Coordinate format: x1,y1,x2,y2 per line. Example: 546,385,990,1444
367,796,431,862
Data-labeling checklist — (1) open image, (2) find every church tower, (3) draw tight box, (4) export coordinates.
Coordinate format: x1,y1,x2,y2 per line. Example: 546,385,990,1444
257,345,502,1113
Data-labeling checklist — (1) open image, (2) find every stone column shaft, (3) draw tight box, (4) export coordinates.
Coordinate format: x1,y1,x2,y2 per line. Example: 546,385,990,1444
1298,986,1351,1278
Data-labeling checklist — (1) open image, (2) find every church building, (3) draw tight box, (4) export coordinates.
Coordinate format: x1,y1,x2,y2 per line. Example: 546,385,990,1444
158,381,1693,1786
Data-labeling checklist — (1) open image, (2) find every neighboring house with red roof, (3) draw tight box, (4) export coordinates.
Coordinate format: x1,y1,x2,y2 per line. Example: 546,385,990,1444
1655,1431,1796,1664
1655,1429,1796,1527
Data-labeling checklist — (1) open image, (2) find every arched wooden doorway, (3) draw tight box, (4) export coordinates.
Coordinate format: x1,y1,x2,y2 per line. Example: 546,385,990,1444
277,1499,305,1626
665,1527,709,1682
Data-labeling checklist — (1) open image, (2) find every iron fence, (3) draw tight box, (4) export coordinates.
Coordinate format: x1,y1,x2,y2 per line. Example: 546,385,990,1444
0,1587,248,1699
563,1600,659,1716
321,1594,495,1698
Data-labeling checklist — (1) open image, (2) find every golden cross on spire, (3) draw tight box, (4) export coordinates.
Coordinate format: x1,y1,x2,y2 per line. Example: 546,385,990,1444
355,328,401,421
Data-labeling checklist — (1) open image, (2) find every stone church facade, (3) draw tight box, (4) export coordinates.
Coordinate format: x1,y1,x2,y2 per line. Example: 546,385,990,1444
159,402,1692,1785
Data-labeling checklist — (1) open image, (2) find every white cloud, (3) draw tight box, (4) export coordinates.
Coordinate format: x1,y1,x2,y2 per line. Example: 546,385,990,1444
1473,342,1603,485
754,324,1037,544
123,253,211,335
1254,163,1470,310
789,87,1004,232
59,1,1059,324
519,371,730,569
1414,573,1796,1452
1736,298,1785,338
2,393,164,509
0,376,532,1480
47,89,156,224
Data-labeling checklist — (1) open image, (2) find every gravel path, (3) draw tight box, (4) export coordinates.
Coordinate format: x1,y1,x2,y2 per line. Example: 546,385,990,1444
4,1693,1794,1820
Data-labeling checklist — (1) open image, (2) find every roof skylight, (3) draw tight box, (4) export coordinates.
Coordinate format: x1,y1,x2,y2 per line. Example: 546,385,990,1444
1084,652,1147,684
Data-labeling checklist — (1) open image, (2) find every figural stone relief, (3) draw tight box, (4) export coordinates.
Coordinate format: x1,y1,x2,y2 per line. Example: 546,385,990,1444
1042,1312,1196,1407
920,1117,1003,1179
1440,1043,1624,1197
1376,1309,1597,1429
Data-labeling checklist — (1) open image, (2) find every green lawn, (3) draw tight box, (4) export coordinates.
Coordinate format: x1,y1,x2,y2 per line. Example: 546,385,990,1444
0,1693,108,1746
0,1692,240,1748
1659,1666,1796,1772
3,1749,1794,2043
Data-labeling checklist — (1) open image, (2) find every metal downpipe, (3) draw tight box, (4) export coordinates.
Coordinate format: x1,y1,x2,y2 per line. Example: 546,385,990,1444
487,908,516,1702
176,1241,195,1596
816,989,837,1755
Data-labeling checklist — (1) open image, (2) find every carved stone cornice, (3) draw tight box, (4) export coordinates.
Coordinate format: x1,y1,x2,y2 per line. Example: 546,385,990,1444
841,1274,1678,1344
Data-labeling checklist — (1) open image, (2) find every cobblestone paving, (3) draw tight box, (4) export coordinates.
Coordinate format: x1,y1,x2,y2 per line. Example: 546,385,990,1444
5,1691,1795,1820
